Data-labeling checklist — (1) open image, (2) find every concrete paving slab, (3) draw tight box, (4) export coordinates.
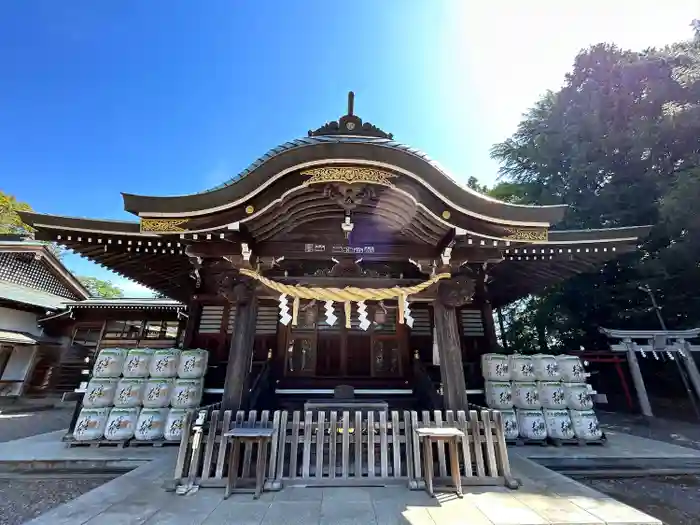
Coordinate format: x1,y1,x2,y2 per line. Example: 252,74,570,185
320,499,376,525
260,501,322,525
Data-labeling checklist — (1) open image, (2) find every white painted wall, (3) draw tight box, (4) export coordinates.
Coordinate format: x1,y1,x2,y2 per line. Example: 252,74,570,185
0,306,40,335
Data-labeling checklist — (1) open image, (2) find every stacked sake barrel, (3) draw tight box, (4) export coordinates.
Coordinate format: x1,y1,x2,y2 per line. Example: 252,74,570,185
73,347,208,444
482,353,604,444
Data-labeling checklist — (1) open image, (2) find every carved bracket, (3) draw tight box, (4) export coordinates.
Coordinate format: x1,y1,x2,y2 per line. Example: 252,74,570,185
437,276,476,308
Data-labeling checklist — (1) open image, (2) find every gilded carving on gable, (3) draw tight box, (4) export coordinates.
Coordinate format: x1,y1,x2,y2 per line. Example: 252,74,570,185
302,167,396,187
140,218,188,233
503,228,548,242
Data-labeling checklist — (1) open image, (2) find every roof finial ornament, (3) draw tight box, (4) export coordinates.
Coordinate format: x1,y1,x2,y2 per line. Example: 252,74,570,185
308,91,393,139
347,91,355,116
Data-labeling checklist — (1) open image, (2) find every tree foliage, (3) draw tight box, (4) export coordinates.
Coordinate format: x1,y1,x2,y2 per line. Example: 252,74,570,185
489,33,700,352
78,276,125,299
0,191,33,235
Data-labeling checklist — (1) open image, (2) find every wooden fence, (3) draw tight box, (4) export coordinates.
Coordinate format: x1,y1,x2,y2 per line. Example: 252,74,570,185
169,409,519,493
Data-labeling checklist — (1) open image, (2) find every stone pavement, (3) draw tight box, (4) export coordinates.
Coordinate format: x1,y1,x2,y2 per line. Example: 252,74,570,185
21,451,661,525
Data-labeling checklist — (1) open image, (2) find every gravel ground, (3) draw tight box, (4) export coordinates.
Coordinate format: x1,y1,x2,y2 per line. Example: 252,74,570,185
0,407,74,443
597,410,700,451
0,477,115,525
578,475,700,525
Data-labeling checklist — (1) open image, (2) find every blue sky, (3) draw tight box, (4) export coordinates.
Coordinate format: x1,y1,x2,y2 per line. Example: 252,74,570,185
1,1,697,296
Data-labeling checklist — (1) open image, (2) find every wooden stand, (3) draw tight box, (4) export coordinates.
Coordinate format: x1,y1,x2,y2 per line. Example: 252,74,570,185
416,427,464,498
224,427,275,500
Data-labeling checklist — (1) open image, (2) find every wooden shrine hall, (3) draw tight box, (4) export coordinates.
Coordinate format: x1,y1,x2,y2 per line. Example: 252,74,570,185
20,93,650,413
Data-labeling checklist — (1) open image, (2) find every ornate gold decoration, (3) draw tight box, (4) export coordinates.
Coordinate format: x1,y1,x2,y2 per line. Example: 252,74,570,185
504,228,548,242
140,218,188,233
442,210,451,220
245,205,255,215
302,167,396,187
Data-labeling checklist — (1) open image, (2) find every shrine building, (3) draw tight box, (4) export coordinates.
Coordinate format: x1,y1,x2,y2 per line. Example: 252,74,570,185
20,93,650,412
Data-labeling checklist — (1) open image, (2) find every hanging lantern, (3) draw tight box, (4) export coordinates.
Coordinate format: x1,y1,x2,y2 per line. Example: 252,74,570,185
374,301,388,324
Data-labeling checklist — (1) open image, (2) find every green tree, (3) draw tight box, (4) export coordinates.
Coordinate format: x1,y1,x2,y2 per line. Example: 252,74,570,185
490,33,700,351
78,276,125,299
0,191,33,234
0,190,66,259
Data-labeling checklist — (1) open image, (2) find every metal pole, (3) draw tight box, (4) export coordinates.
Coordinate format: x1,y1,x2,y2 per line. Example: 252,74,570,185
639,286,700,421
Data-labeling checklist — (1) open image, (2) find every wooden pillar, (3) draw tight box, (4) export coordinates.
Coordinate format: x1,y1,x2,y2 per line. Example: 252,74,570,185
476,279,498,352
180,299,200,349
434,278,473,411
624,339,653,417
222,290,258,411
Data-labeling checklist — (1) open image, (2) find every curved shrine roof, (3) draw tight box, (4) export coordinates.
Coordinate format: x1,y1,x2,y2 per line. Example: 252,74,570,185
122,94,568,227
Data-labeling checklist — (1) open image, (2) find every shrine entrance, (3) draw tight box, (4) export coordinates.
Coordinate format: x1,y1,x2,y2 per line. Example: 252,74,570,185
280,301,407,383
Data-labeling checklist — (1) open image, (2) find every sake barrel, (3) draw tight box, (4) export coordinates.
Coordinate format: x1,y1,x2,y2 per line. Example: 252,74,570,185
142,378,174,408
73,407,109,441
148,349,180,378
557,355,586,382
164,408,193,441
481,354,510,381
515,409,547,440
177,349,209,379
532,354,561,381
485,381,513,409
500,409,519,440
104,407,140,441
83,378,118,408
122,348,153,378
543,409,575,440
512,382,541,409
134,408,168,441
538,381,567,409
509,354,535,381
569,409,603,440
92,348,127,378
170,378,203,408
564,382,594,410
113,378,146,408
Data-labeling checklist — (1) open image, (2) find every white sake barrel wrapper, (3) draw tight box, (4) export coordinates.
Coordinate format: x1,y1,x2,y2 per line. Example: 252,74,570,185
538,381,567,409
122,348,153,378
557,355,587,382
83,378,118,408
532,354,561,381
177,349,209,378
485,381,513,409
134,408,168,441
512,382,541,409
148,349,181,378
516,409,547,440
509,354,536,381
114,378,146,408
569,409,603,440
481,353,510,381
142,378,174,408
543,409,575,440
73,407,110,441
164,409,193,441
92,348,127,378
170,378,203,408
564,382,594,410
500,409,520,440
104,407,140,441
